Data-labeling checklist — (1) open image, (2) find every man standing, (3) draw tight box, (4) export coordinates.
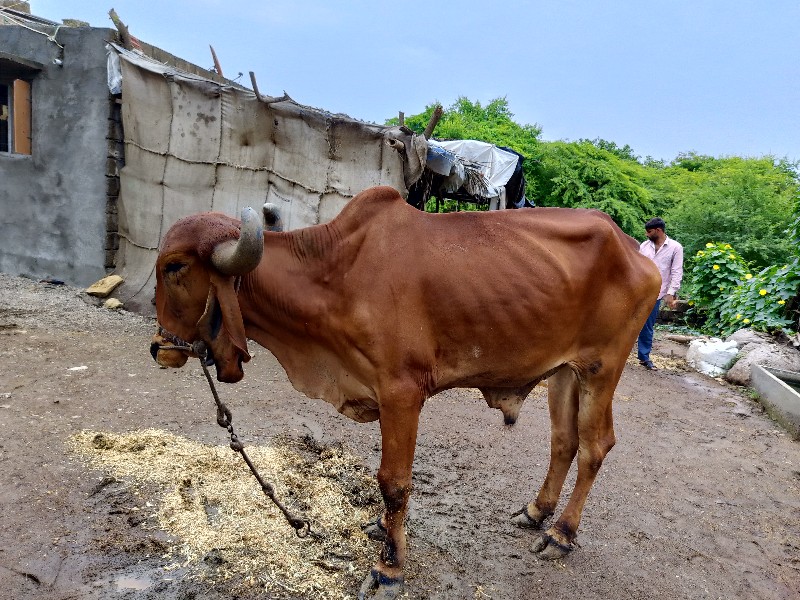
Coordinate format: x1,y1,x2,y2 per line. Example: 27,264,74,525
637,217,683,371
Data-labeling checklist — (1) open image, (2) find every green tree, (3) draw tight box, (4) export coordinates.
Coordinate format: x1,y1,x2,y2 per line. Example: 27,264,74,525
389,99,656,235
528,140,654,237
580,138,640,163
663,154,799,268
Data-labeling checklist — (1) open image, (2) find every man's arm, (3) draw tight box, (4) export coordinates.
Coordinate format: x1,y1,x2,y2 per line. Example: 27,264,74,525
664,245,684,308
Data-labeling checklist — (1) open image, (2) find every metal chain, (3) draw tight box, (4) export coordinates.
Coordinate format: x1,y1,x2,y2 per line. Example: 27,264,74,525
192,341,312,538
160,339,312,538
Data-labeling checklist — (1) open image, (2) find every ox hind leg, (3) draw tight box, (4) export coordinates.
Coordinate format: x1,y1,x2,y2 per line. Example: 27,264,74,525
359,384,422,600
512,365,579,533
524,360,620,559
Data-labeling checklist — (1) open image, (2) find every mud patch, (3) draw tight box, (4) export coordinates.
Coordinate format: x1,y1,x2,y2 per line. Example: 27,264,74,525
2,272,800,600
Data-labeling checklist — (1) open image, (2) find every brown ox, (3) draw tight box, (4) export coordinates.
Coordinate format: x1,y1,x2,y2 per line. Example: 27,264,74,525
150,185,660,599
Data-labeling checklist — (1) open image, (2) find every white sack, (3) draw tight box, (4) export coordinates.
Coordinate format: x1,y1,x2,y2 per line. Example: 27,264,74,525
686,338,739,377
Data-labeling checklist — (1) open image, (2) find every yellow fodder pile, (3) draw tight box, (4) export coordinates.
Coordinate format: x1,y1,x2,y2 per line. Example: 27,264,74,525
69,428,381,598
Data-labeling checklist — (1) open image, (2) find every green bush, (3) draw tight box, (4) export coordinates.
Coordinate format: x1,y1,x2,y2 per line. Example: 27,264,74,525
719,263,800,336
530,141,654,237
686,241,800,336
686,242,748,332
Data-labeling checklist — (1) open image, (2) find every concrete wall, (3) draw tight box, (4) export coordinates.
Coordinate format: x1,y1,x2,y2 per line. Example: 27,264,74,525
0,26,115,286
751,365,800,439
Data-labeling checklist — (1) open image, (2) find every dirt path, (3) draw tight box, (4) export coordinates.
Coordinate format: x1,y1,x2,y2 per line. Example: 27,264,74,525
0,274,798,599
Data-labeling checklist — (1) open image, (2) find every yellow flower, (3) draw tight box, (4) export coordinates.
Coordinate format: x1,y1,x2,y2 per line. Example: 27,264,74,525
706,242,714,248
725,244,732,249
778,300,786,305
712,264,720,270
688,301,695,306
743,318,751,324
697,250,705,257
745,273,753,279
728,254,736,260
735,314,742,319
759,289,767,296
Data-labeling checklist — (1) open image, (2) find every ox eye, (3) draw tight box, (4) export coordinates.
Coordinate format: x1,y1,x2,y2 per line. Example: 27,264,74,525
165,262,185,274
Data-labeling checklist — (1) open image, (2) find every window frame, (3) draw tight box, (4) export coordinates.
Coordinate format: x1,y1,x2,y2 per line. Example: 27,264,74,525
0,53,43,156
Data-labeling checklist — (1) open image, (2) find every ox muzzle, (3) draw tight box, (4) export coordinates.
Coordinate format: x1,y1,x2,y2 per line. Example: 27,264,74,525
150,285,228,369
150,325,217,368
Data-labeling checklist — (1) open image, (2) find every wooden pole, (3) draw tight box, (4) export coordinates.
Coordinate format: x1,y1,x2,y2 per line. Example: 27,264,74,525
398,111,405,126
108,9,133,50
249,72,263,101
209,45,223,77
423,104,443,139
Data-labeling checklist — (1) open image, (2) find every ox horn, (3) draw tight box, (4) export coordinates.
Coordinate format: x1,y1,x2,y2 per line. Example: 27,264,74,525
211,207,264,275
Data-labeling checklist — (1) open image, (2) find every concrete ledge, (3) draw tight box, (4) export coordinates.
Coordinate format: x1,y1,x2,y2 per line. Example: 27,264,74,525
751,365,800,439
0,50,45,72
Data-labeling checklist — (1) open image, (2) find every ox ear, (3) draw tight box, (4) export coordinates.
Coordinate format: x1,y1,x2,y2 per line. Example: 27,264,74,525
263,203,283,232
208,272,251,361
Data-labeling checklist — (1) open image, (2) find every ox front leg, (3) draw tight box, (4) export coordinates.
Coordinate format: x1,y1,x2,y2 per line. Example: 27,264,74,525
359,392,422,600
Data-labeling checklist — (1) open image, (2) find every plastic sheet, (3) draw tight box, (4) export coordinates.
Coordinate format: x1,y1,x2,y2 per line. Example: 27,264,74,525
105,44,122,94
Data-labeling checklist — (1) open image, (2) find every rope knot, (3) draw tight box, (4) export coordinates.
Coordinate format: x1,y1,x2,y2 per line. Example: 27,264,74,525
216,404,232,428
290,518,311,538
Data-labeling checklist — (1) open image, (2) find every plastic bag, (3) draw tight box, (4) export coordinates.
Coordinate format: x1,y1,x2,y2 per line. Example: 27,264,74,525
106,45,122,94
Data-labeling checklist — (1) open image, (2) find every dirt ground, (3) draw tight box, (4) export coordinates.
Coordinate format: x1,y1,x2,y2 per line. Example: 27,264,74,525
1,272,798,600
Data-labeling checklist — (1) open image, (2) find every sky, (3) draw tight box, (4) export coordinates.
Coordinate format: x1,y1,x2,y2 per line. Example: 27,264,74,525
27,0,800,163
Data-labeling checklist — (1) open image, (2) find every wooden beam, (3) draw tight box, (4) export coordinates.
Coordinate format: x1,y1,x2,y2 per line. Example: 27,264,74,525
13,78,31,155
386,138,405,152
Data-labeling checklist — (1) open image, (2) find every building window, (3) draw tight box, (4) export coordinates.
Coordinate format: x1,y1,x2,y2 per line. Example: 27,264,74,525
0,78,31,155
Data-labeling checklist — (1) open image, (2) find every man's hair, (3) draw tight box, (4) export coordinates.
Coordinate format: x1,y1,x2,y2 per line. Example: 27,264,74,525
644,217,666,231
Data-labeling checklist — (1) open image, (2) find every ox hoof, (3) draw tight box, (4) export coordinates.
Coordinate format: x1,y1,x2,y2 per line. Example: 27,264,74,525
360,516,387,541
531,533,573,560
511,505,547,529
358,568,404,600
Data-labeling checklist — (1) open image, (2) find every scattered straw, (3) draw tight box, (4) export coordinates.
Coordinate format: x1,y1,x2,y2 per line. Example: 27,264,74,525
68,429,381,598
626,352,688,372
